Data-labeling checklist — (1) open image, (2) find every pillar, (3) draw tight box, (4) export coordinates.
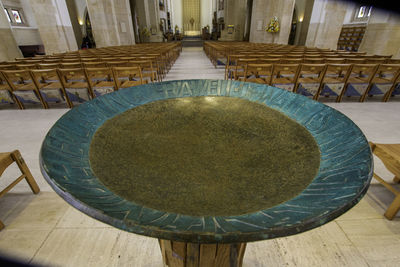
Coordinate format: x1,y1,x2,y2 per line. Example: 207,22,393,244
359,8,400,58
220,0,248,41
0,0,22,61
249,0,295,44
28,0,78,55
305,0,348,49
135,0,163,42
86,0,135,47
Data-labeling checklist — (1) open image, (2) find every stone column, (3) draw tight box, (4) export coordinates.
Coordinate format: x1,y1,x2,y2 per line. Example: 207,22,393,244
28,0,78,55
0,0,22,61
359,8,400,58
134,0,162,42
249,0,295,44
220,0,247,41
86,0,135,47
305,0,348,49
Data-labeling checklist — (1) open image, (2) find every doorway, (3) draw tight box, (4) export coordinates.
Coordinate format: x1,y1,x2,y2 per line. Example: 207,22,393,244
288,7,297,45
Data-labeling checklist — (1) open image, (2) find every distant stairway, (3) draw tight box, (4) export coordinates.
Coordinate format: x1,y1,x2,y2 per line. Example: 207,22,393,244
182,36,203,47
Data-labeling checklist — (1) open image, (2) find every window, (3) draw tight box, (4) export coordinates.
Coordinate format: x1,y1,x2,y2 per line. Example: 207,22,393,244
354,6,372,21
4,8,11,22
11,9,22,23
4,7,27,26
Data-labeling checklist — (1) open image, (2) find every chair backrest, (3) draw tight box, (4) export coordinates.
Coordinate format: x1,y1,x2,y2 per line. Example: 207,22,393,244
17,64,39,70
83,62,108,68
112,66,143,88
106,61,130,68
280,58,303,64
323,64,353,83
303,58,325,64
38,63,61,69
1,70,35,90
348,64,378,83
60,62,82,69
128,60,156,82
85,67,115,85
371,64,400,83
298,64,327,80
365,58,387,64
271,64,300,83
258,58,280,64
30,69,61,89
57,68,88,85
244,63,273,84
0,65,16,70
346,58,366,64
325,58,346,64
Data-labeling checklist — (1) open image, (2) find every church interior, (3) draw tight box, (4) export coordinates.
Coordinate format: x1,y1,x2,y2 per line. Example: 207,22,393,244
1,0,400,266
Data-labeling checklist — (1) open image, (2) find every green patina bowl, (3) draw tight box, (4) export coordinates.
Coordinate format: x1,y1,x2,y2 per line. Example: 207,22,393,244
40,80,373,243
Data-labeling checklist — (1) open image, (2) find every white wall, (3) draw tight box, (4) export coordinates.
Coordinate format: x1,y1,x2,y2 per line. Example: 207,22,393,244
200,0,212,28
2,0,43,46
171,0,182,31
74,0,87,24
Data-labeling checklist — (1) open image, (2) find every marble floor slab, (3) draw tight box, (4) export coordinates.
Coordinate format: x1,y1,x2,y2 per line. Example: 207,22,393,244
0,47,399,266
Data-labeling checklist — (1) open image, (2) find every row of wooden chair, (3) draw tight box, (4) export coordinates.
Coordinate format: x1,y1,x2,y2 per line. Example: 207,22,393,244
224,56,400,80
230,63,400,102
0,66,148,109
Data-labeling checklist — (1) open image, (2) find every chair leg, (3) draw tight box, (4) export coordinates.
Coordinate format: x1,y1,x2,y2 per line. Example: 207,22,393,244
11,150,40,194
0,220,4,231
384,194,400,220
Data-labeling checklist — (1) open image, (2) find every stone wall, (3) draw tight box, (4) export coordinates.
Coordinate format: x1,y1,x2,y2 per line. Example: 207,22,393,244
305,0,348,50
359,9,400,58
28,0,77,55
86,0,135,47
0,0,22,61
249,0,295,44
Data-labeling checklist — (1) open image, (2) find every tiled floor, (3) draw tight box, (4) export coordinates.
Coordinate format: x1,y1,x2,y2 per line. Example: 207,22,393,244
0,47,400,266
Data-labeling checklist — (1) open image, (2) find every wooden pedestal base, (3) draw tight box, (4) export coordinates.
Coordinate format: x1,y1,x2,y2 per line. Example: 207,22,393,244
159,239,246,267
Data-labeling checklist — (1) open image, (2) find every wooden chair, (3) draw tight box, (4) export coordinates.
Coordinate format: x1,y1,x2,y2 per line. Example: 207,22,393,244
31,69,68,108
2,70,47,109
128,60,157,83
294,64,327,99
112,66,145,90
339,64,378,102
85,67,117,97
60,62,82,69
225,54,241,80
0,65,16,71
57,68,93,107
325,58,346,64
345,58,366,64
243,63,273,84
370,142,400,220
106,61,131,68
37,63,61,69
270,64,300,92
83,62,107,68
362,64,400,102
234,58,257,80
0,150,40,230
303,58,325,64
0,72,21,108
16,64,37,70
365,58,388,64
316,64,352,101
280,58,303,64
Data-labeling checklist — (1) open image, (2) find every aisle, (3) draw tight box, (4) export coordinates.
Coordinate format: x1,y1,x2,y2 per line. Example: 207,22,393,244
164,47,225,81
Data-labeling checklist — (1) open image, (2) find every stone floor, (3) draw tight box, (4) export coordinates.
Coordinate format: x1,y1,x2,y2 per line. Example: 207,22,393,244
0,47,400,266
